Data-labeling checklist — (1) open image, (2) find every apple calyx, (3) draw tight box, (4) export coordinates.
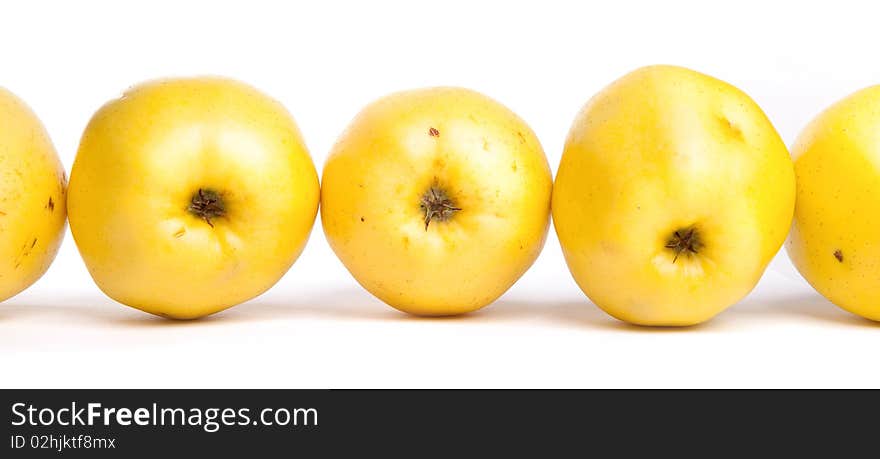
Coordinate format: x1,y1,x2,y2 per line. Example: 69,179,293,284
665,226,702,263
188,188,226,227
419,186,460,230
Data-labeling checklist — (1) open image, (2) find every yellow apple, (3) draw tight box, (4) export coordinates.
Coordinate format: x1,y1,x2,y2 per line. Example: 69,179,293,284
0,88,67,302
321,87,552,315
68,77,319,319
787,86,880,320
552,65,795,326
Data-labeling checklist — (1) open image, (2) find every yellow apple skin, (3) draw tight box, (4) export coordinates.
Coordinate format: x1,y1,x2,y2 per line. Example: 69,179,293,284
68,78,319,319
552,65,795,326
787,86,880,320
0,88,67,302
321,87,552,315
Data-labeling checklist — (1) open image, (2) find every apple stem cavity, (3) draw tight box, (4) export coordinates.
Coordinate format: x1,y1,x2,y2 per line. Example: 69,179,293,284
188,188,226,228
419,186,460,230
665,226,702,263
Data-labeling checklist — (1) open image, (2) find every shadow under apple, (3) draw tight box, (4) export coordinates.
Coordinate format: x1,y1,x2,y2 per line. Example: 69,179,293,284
2,288,877,331
728,292,879,328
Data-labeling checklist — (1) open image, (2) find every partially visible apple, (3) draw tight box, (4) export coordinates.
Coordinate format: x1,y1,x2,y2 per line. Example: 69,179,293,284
552,65,795,326
787,86,880,320
0,87,67,303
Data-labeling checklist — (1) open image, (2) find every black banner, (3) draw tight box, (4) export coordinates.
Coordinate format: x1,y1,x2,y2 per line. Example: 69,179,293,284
0,389,875,456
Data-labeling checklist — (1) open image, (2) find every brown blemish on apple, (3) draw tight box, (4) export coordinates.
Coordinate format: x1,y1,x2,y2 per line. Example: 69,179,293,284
360,216,365,222
173,228,186,238
429,127,440,137
13,240,34,269
516,131,526,144
46,197,55,211
834,250,844,263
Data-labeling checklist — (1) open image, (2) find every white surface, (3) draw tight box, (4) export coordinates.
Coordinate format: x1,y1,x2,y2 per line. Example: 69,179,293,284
1,0,878,388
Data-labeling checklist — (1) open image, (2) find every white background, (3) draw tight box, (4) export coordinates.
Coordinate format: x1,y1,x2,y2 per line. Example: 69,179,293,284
1,0,878,388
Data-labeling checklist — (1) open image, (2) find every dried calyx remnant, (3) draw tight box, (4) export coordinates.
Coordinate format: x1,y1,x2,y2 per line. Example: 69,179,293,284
665,226,703,263
188,188,225,227
419,186,460,230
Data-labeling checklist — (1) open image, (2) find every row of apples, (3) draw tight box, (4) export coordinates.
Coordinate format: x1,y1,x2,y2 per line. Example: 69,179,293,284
0,65,875,326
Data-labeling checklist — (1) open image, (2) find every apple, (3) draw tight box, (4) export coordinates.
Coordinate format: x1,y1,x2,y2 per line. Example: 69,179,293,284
0,87,67,302
321,87,552,315
67,77,319,319
787,85,880,320
552,65,795,326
